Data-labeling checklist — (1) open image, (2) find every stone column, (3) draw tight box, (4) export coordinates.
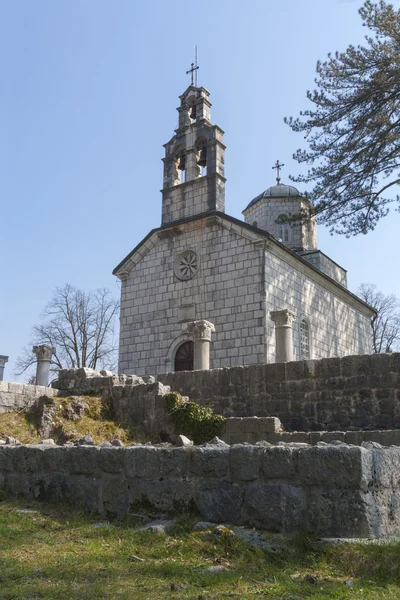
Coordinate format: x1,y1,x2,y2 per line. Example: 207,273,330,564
270,309,295,363
0,356,9,381
32,345,54,387
186,320,215,370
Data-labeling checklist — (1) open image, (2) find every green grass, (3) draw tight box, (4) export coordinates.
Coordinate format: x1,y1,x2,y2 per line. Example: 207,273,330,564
1,497,400,599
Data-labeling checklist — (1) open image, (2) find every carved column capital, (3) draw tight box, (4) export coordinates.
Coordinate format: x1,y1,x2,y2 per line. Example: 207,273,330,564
186,319,215,342
32,345,55,362
270,309,296,328
0,355,9,368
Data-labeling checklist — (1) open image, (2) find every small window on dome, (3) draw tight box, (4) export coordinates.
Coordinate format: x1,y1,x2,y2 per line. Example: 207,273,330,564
276,214,291,243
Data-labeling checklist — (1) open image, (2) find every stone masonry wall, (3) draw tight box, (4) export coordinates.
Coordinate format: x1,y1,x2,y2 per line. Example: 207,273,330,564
119,218,265,375
299,250,347,288
1,442,400,538
264,251,372,362
0,381,57,413
158,353,400,432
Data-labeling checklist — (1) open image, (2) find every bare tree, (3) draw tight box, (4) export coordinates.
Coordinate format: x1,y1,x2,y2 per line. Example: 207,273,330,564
358,283,400,353
15,284,119,378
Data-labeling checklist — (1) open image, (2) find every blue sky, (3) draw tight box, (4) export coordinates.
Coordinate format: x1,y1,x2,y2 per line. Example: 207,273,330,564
1,0,399,380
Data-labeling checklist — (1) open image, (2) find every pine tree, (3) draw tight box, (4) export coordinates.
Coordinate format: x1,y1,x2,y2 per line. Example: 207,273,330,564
285,1,400,236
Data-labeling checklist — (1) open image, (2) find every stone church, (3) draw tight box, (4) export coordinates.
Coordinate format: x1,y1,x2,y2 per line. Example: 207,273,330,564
113,84,374,376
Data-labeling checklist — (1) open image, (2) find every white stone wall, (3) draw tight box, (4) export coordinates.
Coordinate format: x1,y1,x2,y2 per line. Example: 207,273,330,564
119,218,265,376
264,251,372,362
162,177,210,225
299,250,347,287
0,381,57,413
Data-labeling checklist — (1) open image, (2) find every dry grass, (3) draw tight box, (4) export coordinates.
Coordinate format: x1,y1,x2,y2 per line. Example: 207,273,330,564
0,412,40,444
0,396,131,445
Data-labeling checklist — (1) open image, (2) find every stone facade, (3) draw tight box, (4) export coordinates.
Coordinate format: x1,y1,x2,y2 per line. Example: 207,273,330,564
1,442,400,538
115,214,373,375
113,85,374,376
299,250,347,287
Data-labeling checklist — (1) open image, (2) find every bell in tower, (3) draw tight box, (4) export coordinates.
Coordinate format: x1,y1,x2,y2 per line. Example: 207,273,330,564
161,61,226,225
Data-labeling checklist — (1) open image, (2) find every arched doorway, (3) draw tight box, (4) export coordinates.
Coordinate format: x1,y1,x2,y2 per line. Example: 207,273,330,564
174,341,194,372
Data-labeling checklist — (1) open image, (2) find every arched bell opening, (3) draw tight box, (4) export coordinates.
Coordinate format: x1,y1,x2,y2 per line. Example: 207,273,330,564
196,138,208,177
174,341,194,372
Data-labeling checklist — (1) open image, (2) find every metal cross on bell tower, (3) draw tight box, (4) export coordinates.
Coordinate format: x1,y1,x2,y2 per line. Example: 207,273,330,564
272,159,284,184
186,46,199,86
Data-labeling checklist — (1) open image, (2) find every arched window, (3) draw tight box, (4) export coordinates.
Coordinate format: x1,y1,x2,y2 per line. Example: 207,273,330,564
276,214,291,243
300,317,310,360
174,341,194,372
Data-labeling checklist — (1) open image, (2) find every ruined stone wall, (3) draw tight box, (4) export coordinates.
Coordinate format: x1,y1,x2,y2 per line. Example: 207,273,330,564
0,381,57,414
158,353,400,431
1,442,400,538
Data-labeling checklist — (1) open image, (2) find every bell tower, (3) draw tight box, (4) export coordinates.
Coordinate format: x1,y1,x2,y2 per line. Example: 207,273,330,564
161,85,226,225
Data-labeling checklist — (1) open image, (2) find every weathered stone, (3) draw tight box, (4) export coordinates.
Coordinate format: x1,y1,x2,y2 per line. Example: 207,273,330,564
229,445,261,481
111,439,124,447
175,435,193,447
244,483,305,531
77,436,94,446
191,447,229,478
197,481,243,523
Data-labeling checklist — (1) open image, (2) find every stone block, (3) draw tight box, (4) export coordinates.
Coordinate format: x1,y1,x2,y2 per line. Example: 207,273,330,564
258,417,282,433
69,447,99,475
296,445,372,490
305,488,375,537
229,445,261,481
240,417,260,433
0,447,17,472
309,432,321,445
223,418,243,434
196,480,243,523
345,431,363,446
97,448,124,474
261,446,297,479
265,433,291,444
102,476,129,518
291,432,309,443
12,446,46,473
158,447,190,477
190,447,229,479
244,483,305,531
363,431,383,444
132,479,195,513
63,475,102,514
124,446,160,479
380,431,400,447
320,431,346,444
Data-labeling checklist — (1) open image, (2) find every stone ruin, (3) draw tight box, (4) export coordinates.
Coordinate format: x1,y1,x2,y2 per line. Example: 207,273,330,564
0,352,400,538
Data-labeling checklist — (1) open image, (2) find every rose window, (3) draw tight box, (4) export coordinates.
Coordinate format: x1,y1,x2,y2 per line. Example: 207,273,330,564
174,250,199,280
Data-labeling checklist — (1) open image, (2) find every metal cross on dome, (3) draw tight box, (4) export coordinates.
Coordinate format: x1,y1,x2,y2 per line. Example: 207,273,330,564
272,160,284,184
186,46,199,86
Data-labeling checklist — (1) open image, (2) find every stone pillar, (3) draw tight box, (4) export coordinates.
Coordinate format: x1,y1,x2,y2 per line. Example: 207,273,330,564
270,309,295,363
0,356,9,381
32,345,54,387
186,320,215,370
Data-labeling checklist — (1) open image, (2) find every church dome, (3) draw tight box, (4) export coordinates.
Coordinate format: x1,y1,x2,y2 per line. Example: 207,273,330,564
244,183,302,211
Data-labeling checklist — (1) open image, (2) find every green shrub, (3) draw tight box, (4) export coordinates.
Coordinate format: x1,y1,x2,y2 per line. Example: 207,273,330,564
165,392,225,444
